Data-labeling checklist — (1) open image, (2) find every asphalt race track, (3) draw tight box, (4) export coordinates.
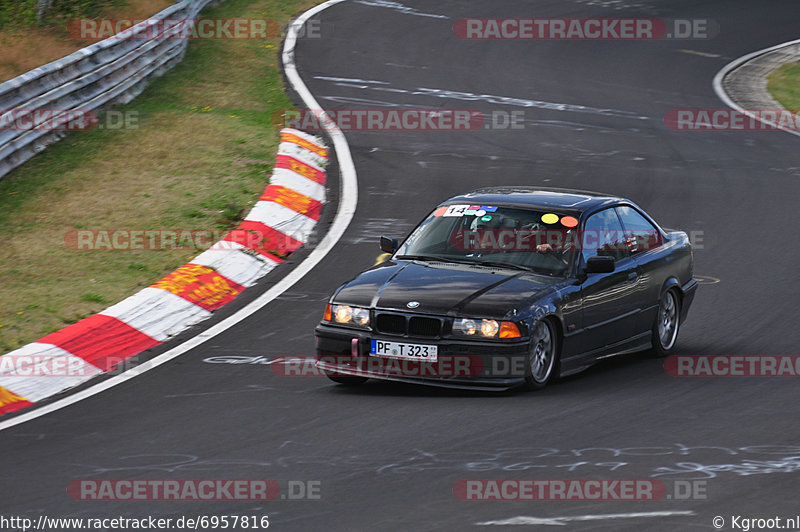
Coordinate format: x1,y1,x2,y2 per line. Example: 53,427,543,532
3,1,800,530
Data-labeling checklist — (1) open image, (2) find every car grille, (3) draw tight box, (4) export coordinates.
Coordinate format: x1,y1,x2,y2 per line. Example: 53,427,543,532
376,314,406,335
375,313,442,338
408,316,441,337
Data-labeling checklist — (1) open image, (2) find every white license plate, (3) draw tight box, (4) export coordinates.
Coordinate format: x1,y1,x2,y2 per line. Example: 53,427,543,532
370,339,438,362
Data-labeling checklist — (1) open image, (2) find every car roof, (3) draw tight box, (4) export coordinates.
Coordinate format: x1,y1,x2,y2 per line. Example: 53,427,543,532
441,186,624,214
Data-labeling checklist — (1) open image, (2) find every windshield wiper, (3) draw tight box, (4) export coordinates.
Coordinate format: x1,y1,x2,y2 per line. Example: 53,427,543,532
398,255,535,272
468,260,535,272
395,254,477,265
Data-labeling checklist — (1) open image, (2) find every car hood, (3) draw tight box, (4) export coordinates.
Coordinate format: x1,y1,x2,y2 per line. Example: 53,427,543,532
332,260,561,319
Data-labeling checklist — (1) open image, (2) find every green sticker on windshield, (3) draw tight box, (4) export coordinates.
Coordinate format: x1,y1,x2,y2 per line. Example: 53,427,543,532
481,215,493,222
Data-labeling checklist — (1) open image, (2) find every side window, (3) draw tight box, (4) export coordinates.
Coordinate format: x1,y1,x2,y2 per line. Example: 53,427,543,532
616,206,662,255
581,208,629,263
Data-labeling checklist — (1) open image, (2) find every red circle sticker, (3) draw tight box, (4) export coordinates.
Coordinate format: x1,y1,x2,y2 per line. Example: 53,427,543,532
560,216,579,227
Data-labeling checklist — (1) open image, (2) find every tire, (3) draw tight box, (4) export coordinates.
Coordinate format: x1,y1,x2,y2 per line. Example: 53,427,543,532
524,319,559,390
648,288,681,357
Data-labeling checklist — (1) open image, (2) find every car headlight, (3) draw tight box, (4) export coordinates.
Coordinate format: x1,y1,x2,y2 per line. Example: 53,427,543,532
452,318,521,339
323,304,370,328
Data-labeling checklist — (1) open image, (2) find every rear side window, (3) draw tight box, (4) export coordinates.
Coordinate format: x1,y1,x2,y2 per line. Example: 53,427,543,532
616,206,662,254
581,208,629,263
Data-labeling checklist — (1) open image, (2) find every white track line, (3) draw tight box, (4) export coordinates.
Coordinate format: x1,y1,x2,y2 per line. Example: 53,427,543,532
476,510,696,526
0,0,355,432
712,38,800,138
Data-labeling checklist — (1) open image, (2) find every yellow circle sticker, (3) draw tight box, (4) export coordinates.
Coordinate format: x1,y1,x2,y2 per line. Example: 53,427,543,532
541,213,559,224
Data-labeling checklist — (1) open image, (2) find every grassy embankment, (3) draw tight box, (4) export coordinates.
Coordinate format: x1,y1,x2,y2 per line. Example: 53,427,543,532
0,0,173,82
0,0,321,352
767,61,800,112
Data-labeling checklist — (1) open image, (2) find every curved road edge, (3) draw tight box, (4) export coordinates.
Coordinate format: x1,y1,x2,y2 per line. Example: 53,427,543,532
0,0,358,430
0,128,328,417
713,38,800,137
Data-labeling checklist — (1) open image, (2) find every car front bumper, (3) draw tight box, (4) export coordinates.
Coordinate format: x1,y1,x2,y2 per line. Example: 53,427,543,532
314,324,531,391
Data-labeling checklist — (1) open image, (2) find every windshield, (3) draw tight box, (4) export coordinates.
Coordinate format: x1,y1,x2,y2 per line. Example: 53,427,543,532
396,204,579,276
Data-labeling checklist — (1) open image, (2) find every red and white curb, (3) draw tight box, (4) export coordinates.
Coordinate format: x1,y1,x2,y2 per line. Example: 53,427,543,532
0,128,327,416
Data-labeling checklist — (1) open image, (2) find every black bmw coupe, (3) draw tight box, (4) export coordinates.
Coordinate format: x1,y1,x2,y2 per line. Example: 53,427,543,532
315,187,697,391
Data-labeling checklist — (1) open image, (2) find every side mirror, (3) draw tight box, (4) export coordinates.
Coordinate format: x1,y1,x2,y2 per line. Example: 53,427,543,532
585,255,615,273
380,236,399,254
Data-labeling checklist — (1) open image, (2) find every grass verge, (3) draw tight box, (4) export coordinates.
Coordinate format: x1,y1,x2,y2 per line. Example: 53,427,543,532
0,0,173,82
0,0,321,352
767,61,800,112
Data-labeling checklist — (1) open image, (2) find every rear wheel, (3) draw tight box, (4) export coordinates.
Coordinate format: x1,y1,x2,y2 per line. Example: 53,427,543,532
524,319,559,390
648,289,680,357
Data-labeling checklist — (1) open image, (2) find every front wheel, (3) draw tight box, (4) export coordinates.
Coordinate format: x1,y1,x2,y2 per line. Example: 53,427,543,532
648,289,681,357
524,319,559,390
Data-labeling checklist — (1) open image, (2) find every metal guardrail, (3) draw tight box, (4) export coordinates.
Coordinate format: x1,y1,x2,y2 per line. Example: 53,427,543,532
0,0,221,180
